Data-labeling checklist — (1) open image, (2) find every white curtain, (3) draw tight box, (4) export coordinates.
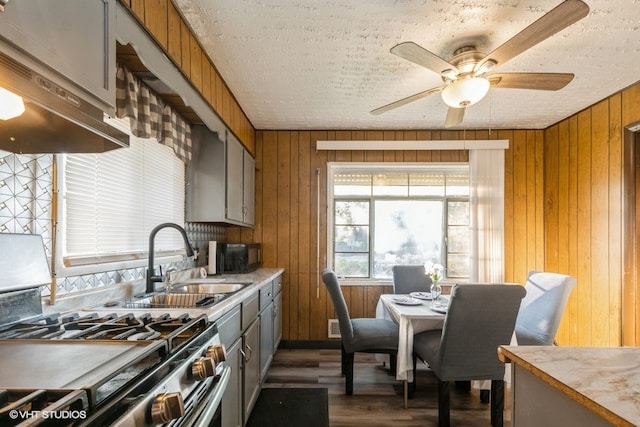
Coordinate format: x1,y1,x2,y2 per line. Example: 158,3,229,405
469,149,505,283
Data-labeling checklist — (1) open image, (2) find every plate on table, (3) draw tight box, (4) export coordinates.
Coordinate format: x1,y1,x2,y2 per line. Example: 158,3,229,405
409,291,433,301
392,296,423,306
430,305,448,314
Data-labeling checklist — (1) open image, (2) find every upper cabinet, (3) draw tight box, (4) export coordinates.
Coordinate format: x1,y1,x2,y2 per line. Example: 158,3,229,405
0,0,116,113
187,126,255,227
226,134,255,226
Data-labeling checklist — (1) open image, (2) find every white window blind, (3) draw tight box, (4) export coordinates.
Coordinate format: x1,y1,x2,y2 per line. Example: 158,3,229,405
63,124,185,267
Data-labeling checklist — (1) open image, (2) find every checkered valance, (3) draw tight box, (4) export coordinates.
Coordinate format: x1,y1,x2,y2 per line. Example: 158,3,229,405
115,65,192,164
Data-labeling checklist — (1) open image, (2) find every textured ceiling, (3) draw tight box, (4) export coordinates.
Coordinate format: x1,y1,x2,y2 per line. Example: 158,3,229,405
173,0,640,131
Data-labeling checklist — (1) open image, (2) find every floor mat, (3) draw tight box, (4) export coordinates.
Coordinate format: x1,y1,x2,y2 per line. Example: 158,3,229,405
246,387,329,427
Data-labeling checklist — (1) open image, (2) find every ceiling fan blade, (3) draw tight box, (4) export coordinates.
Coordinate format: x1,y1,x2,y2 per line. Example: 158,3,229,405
370,86,443,115
444,107,465,128
390,42,458,75
488,72,574,91
476,0,589,72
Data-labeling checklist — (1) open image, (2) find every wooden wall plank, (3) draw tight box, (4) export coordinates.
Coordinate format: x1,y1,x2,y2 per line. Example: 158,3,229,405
166,3,182,65
576,109,593,346
590,100,611,345
512,131,530,278
608,94,623,347
143,0,168,50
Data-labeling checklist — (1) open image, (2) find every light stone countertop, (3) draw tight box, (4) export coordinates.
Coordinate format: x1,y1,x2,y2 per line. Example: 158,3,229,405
498,345,640,426
44,268,285,323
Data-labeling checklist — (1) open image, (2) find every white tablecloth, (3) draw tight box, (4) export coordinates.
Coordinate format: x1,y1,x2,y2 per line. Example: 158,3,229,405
376,294,446,382
377,294,515,388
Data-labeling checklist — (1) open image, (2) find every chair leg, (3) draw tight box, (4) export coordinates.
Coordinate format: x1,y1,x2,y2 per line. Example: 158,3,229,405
345,351,354,395
480,389,490,403
409,352,417,398
389,353,397,375
490,379,504,427
455,380,471,392
341,343,347,375
437,379,450,427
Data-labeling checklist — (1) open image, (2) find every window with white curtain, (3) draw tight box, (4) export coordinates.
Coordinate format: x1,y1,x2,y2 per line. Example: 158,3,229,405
60,119,185,271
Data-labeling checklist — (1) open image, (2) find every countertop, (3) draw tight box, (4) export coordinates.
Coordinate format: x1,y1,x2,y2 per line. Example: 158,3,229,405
43,268,285,322
498,345,640,426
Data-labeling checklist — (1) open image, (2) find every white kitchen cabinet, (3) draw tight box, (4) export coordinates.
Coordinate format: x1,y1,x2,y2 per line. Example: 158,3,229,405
187,126,255,226
0,0,116,113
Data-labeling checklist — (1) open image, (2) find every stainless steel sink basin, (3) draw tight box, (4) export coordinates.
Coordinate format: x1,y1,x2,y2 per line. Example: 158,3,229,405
169,283,249,294
118,293,225,309
101,280,251,309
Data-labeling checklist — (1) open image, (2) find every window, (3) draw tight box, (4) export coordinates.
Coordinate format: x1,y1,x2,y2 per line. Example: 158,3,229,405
60,118,186,271
328,163,469,280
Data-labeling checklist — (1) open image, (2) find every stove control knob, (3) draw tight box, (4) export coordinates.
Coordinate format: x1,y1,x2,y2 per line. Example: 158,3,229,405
192,356,216,380
150,392,185,424
206,344,227,363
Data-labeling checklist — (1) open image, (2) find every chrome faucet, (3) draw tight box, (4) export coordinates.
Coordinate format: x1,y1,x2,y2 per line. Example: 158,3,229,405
146,223,194,294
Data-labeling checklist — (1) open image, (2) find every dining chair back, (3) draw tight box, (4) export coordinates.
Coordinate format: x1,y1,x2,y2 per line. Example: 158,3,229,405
515,271,576,346
392,265,433,294
412,283,526,427
321,268,399,395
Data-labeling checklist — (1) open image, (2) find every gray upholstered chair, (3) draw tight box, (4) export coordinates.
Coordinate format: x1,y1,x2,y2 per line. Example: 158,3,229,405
515,271,576,346
412,283,526,427
321,268,399,395
392,264,433,294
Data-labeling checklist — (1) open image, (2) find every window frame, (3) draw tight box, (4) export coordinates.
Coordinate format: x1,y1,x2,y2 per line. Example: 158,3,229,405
327,162,469,282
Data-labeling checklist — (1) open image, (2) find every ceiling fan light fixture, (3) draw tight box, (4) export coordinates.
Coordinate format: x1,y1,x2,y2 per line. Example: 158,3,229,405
0,86,25,120
441,76,490,108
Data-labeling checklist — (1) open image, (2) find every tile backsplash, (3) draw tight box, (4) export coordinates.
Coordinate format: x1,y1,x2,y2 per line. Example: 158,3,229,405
0,150,225,297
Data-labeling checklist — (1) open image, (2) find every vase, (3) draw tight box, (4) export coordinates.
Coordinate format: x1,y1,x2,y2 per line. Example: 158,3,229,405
430,281,442,305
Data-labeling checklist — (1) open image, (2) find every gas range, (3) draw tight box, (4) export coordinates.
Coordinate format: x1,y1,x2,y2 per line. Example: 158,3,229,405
0,310,229,427
0,233,231,426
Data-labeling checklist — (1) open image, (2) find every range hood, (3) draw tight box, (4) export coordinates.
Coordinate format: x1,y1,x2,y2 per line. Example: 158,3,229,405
0,50,129,154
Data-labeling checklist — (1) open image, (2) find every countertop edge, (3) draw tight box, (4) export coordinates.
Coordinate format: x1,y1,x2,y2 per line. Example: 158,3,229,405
498,345,636,427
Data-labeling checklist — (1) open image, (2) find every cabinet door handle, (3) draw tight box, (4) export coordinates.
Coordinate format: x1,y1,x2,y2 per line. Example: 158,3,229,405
239,348,246,363
243,344,253,362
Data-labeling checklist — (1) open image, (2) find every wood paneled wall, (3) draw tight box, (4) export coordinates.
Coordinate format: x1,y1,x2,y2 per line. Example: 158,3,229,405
544,82,640,347
245,129,545,342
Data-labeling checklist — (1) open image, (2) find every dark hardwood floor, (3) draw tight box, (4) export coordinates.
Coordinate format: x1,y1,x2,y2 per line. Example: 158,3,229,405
263,348,512,426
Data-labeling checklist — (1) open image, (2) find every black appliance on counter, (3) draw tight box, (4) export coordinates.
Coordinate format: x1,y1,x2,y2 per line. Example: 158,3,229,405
0,233,230,427
212,243,261,274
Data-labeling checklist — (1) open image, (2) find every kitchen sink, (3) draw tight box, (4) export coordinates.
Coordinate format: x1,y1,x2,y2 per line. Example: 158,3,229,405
116,293,226,309
102,281,251,309
168,283,249,294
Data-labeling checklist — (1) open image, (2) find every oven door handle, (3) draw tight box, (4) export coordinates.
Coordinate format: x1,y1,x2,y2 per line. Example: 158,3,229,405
192,366,232,427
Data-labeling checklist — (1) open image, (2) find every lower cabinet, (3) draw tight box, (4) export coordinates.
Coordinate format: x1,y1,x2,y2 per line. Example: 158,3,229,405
273,290,282,349
243,318,260,421
218,273,284,426
221,337,242,427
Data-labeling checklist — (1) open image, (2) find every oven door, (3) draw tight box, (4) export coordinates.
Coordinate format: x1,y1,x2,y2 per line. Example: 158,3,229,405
188,365,231,427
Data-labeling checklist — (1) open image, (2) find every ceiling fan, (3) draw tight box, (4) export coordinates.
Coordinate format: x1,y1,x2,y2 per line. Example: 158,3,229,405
371,0,590,128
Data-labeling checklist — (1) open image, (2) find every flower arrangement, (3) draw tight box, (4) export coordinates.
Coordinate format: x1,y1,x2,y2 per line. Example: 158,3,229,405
426,263,444,284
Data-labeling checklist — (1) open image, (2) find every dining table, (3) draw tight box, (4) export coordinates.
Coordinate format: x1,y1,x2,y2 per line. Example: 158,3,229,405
375,293,448,408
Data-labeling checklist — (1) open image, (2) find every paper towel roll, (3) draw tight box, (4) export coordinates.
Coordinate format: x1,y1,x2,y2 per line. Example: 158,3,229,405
207,241,217,275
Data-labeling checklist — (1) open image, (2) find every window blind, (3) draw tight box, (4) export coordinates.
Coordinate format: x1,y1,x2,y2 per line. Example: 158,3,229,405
63,123,185,267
